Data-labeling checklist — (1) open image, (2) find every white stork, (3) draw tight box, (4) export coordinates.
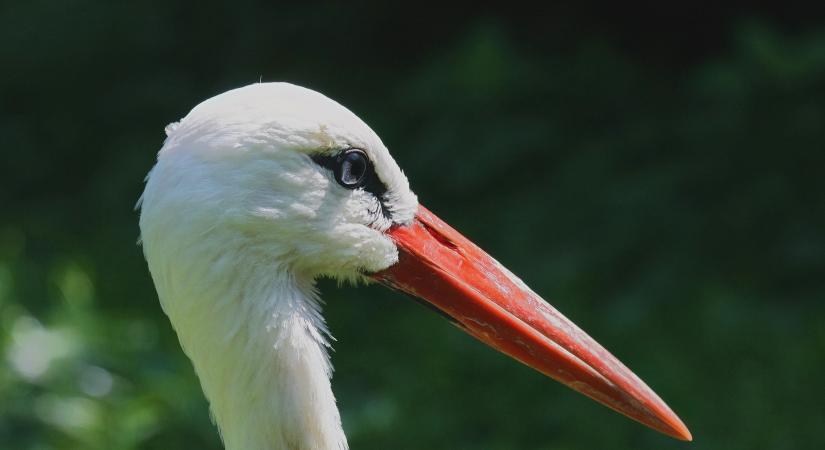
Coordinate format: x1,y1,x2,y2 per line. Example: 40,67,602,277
138,82,691,449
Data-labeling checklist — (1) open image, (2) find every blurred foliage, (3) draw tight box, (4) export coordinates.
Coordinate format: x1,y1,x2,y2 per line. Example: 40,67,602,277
1,2,824,450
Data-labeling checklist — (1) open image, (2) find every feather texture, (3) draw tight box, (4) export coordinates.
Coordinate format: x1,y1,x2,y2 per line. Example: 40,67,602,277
139,83,418,449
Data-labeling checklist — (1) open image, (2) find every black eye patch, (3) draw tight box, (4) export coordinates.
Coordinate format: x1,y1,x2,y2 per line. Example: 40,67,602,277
311,148,391,219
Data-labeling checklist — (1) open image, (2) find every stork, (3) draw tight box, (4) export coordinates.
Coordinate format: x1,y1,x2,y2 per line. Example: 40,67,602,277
138,82,691,449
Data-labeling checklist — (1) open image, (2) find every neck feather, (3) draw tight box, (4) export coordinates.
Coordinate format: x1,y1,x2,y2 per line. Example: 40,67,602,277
163,267,348,450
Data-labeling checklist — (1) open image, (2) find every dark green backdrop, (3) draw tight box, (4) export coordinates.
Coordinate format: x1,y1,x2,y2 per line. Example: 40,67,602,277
2,3,824,449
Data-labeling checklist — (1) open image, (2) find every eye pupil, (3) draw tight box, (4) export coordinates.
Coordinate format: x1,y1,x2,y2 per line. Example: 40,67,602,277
335,150,369,188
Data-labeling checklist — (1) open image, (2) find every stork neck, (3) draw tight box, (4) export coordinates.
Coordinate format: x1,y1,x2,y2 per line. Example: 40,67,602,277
182,270,348,450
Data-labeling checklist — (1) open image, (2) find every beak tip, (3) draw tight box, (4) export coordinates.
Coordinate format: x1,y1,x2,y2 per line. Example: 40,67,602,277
676,430,694,442
664,417,693,442
677,427,694,442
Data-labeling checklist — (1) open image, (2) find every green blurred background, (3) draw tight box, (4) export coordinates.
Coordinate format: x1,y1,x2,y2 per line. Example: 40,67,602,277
2,2,824,449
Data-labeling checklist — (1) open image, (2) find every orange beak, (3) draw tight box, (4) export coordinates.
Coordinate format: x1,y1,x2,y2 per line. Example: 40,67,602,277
371,205,692,441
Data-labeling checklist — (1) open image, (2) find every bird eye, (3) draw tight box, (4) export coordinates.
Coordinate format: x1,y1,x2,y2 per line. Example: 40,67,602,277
310,148,388,211
334,149,369,188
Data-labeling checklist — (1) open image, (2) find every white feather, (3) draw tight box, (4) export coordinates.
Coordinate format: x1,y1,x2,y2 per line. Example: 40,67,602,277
139,83,418,450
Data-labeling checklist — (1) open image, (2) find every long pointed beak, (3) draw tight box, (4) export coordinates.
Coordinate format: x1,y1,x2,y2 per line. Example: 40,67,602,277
371,205,691,441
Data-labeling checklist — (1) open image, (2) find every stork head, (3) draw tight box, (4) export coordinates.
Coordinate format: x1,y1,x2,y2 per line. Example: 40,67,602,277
140,83,417,283
139,83,691,443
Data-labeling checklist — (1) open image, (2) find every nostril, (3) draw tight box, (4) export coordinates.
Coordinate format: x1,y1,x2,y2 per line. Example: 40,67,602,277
421,221,460,253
